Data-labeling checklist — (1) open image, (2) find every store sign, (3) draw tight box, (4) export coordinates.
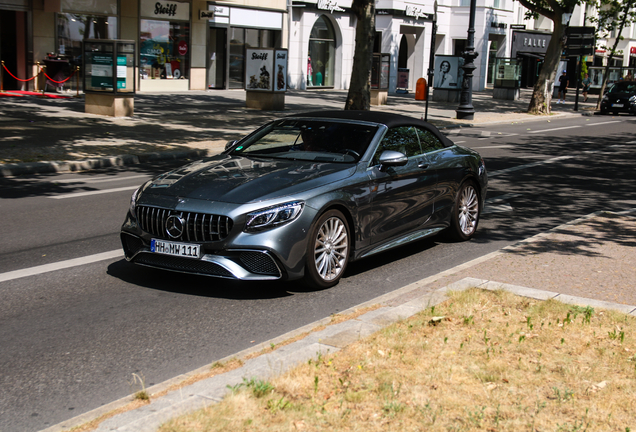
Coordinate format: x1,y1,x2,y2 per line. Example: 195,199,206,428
317,0,344,13
511,31,551,56
200,10,214,19
178,40,188,56
405,5,428,20
140,0,190,21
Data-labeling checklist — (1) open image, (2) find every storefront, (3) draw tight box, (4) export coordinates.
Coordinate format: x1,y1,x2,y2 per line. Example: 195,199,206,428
0,0,30,91
205,3,285,90
510,30,551,88
53,0,119,91
288,0,352,90
138,0,191,91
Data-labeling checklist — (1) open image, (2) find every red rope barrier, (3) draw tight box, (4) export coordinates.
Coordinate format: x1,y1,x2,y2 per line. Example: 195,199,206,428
1,61,40,82
37,64,77,84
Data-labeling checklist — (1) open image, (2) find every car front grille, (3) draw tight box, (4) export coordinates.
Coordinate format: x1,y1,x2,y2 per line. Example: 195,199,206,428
133,254,234,278
136,205,233,242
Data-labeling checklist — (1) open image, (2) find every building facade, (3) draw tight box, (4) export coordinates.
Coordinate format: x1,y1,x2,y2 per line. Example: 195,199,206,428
1,0,634,93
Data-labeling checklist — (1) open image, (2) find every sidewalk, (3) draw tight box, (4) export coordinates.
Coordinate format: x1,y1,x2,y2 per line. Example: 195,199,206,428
0,87,597,176
42,211,636,432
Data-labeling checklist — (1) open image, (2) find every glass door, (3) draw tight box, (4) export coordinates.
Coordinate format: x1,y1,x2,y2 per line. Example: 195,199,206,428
207,27,226,89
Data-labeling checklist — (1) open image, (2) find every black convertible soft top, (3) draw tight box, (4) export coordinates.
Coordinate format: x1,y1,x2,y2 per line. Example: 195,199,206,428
288,110,454,147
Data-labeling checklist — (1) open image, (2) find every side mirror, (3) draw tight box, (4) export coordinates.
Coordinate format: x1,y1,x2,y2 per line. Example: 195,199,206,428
378,150,408,169
225,140,238,151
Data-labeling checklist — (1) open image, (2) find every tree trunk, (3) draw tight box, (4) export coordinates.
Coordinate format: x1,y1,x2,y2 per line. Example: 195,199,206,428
527,19,567,115
595,7,630,110
345,0,375,111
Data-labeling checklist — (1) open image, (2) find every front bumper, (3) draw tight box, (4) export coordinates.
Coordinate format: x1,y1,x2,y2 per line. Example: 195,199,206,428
121,231,284,280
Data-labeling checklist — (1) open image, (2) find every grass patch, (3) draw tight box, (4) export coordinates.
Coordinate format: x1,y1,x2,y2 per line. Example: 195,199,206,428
159,289,636,432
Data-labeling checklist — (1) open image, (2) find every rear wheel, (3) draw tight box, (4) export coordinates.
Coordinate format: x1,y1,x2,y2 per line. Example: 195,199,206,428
304,210,350,289
448,181,480,241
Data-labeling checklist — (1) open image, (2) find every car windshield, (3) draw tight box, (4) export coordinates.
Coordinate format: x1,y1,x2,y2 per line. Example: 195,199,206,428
230,119,380,163
609,82,636,94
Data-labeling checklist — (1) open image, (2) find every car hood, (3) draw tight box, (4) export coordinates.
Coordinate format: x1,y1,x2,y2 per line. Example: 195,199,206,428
143,154,357,203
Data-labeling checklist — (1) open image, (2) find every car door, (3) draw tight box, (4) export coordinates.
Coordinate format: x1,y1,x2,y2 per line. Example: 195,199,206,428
362,126,438,245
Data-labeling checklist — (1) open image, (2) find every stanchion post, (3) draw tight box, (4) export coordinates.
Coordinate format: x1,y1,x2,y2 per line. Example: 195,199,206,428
1,61,4,92
75,66,80,98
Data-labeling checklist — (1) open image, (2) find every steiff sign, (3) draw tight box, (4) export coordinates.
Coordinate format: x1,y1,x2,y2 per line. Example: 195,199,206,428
140,0,190,21
245,49,288,110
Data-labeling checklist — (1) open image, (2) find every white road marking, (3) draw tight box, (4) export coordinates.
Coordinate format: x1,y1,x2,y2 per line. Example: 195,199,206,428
483,204,513,214
585,120,622,126
48,185,139,199
52,175,149,185
489,155,574,177
471,145,513,149
527,125,581,134
0,250,123,283
486,193,522,203
454,140,466,144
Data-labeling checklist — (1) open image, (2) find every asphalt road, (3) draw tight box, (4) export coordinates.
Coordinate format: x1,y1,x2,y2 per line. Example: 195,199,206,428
1,114,635,432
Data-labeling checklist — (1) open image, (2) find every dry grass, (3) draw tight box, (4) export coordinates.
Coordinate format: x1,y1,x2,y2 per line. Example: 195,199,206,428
159,289,636,432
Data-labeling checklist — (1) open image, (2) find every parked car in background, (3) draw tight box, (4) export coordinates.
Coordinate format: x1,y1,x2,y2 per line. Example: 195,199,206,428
600,81,636,115
121,111,487,288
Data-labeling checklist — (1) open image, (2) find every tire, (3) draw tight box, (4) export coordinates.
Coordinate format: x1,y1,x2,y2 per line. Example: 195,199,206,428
448,181,481,241
304,210,350,289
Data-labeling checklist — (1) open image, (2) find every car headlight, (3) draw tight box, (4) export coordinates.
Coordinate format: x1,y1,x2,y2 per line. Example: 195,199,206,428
602,94,609,102
245,201,304,232
629,95,636,104
129,186,141,216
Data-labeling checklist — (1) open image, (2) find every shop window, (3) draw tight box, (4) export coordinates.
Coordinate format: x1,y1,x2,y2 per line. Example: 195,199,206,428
140,19,190,81
308,16,335,88
229,28,280,89
57,13,118,69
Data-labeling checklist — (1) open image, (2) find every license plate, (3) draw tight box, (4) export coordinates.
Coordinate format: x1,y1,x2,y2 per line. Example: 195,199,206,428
151,239,201,259
612,103,624,107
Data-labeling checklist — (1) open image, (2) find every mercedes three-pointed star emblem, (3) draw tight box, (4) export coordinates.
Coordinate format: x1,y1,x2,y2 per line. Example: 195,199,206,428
165,215,185,238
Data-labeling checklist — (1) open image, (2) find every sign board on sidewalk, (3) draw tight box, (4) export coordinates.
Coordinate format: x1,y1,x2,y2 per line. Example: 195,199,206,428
564,27,595,57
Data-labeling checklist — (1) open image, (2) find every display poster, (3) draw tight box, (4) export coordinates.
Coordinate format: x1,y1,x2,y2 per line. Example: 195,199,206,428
589,68,604,88
274,50,288,92
90,54,113,89
246,49,274,91
116,56,127,88
433,56,461,89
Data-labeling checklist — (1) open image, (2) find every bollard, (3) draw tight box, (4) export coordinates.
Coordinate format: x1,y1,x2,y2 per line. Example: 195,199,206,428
415,77,427,101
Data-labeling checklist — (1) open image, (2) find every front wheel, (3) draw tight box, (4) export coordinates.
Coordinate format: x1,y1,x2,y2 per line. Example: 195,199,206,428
304,210,350,289
448,181,481,241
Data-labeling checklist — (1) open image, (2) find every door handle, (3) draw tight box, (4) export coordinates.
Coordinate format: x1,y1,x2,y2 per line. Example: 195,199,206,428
418,162,429,169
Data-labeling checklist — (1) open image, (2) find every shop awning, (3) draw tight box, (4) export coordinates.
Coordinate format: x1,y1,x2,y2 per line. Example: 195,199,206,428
517,52,544,59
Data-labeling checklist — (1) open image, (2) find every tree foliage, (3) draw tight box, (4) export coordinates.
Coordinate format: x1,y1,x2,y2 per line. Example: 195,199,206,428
589,0,636,109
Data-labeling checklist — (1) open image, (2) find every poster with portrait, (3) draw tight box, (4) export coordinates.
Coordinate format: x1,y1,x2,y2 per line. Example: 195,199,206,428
589,67,604,89
245,48,274,91
433,56,461,89
274,50,288,92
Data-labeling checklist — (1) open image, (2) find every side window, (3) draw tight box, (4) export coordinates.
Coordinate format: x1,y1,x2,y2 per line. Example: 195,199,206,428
372,126,422,165
415,127,446,153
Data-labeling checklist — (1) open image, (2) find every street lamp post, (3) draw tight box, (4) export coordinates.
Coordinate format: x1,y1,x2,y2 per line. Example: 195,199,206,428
425,1,438,122
456,0,478,120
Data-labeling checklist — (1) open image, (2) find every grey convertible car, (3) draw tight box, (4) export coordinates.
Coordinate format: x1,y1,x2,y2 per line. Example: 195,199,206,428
121,111,487,288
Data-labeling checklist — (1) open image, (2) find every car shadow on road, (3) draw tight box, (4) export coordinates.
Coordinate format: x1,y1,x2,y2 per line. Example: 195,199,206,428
106,259,305,300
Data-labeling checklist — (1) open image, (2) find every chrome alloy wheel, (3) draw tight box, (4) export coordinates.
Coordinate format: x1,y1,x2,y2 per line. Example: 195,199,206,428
314,216,349,281
458,184,479,236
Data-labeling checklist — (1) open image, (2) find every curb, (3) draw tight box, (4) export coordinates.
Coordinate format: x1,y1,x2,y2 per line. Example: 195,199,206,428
0,149,211,177
40,210,636,432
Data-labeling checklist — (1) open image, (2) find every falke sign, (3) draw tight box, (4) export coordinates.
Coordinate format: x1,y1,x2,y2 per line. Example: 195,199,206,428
141,0,190,21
